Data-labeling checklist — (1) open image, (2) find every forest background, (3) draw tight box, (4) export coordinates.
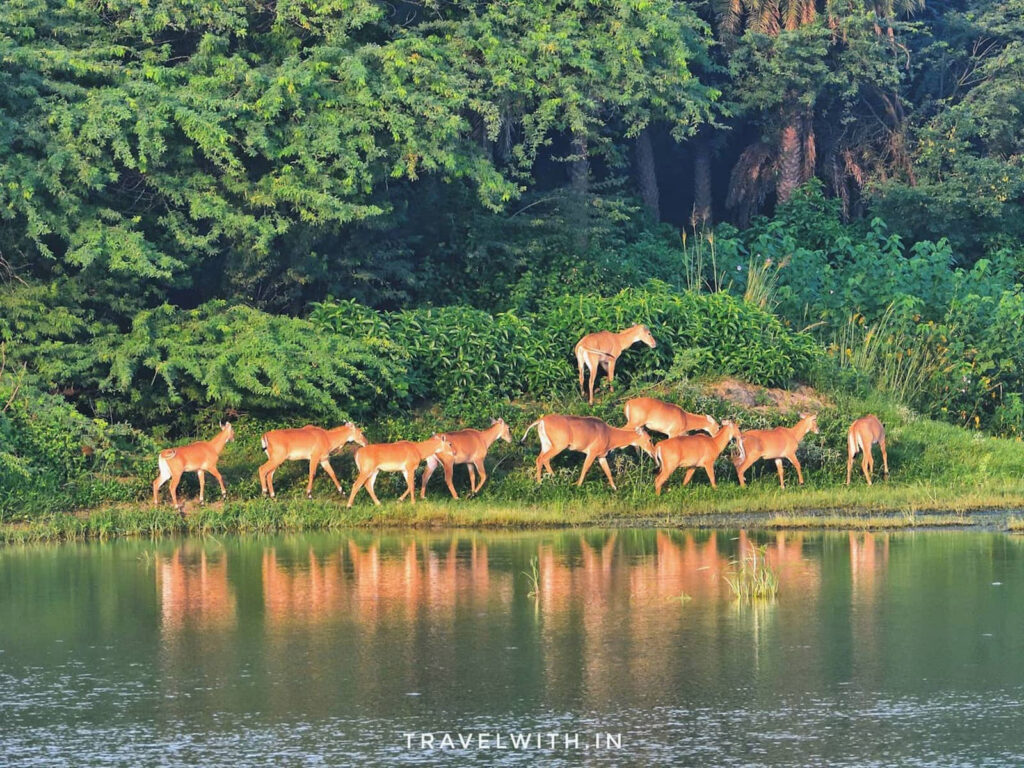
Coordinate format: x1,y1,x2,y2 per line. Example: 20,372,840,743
1,0,1023,519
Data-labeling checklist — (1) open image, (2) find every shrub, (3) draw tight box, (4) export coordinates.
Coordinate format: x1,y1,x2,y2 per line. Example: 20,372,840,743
91,302,407,429
312,284,820,418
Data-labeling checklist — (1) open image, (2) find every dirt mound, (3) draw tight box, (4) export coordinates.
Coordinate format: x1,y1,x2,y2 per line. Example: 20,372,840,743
706,378,832,413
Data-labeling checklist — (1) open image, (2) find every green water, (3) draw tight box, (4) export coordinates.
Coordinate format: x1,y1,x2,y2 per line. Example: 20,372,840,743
2,529,1024,765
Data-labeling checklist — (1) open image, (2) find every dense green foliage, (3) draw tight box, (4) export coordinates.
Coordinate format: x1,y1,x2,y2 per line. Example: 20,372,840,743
310,286,817,417
1,0,1023,521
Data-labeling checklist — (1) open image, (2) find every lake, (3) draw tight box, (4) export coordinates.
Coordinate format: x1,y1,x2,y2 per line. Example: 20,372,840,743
2,528,1024,765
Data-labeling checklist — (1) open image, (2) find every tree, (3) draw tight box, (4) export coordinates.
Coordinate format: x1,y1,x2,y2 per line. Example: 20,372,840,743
452,0,715,244
712,0,926,223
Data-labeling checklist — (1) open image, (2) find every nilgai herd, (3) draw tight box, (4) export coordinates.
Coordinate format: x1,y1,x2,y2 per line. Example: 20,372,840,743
153,325,890,511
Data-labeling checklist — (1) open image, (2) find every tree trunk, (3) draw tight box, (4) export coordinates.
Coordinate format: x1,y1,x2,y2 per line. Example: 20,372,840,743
692,136,713,228
634,128,660,220
801,111,816,183
776,116,802,204
569,131,590,250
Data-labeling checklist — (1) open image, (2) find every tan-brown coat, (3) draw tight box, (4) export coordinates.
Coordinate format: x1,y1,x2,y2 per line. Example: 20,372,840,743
574,325,656,405
847,415,889,485
623,397,719,438
153,422,235,510
347,435,454,507
653,420,744,494
733,413,820,488
521,414,655,490
419,418,513,499
258,423,368,498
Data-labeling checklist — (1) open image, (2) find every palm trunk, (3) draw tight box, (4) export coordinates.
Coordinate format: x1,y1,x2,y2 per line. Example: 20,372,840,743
634,128,660,220
692,136,713,227
776,116,802,204
801,111,816,183
569,131,590,250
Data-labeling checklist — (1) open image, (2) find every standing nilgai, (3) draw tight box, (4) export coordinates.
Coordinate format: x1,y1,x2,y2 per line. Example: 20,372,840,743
258,423,368,498
153,422,235,510
847,415,889,485
419,418,513,499
521,414,655,490
623,397,719,438
347,434,455,507
732,413,819,488
574,325,656,405
653,420,744,494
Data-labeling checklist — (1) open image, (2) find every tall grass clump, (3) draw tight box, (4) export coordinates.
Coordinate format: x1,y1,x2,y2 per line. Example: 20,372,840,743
680,228,725,293
523,555,541,600
742,254,789,313
724,544,779,600
831,303,951,407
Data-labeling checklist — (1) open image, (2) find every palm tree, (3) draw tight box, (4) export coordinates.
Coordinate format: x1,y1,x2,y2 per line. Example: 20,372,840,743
714,0,923,221
714,0,819,213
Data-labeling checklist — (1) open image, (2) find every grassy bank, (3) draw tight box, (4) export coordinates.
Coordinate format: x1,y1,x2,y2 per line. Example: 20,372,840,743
4,478,1024,544
5,380,1024,544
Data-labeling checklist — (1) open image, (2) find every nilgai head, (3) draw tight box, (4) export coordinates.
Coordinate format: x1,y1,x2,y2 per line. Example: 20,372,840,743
632,427,656,458
492,417,513,443
430,434,456,458
347,422,369,447
634,324,657,349
800,412,820,434
721,420,745,462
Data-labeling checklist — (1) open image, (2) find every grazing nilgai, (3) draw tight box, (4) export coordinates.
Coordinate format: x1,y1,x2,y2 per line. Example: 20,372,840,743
152,422,235,510
653,420,744,494
574,325,657,405
258,423,368,498
847,415,889,485
347,435,455,507
623,397,719,438
732,413,820,489
418,418,513,499
521,415,655,490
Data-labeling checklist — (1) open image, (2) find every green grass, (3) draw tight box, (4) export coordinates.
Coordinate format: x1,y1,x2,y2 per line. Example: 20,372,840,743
2,477,1022,544
5,385,1024,543
763,513,975,530
724,544,779,600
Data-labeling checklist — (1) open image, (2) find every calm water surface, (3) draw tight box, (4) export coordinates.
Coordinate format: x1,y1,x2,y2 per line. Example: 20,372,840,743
3,528,1024,766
